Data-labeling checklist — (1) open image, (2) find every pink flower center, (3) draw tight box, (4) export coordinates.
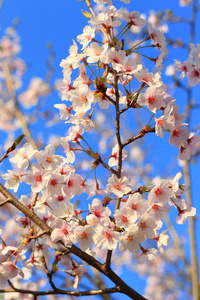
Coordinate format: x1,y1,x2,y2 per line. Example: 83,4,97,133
105,231,111,240
148,96,155,104
132,203,138,210
46,156,53,163
112,56,120,63
57,196,64,202
62,227,69,235
35,174,42,182
152,204,159,211
140,222,147,230
50,179,58,186
155,188,162,196
81,231,88,239
114,183,121,190
94,210,101,218
122,215,128,223
173,129,180,137
68,179,73,187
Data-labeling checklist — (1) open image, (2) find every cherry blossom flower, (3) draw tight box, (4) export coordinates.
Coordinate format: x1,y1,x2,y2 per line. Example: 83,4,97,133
54,103,72,120
84,42,108,64
179,132,200,160
108,144,128,167
179,0,192,7
119,225,146,253
73,225,94,251
70,84,94,113
77,25,95,49
2,169,25,192
23,163,51,193
9,142,37,170
89,198,111,226
137,214,157,239
51,219,74,247
67,264,88,289
101,48,126,72
60,137,75,163
125,193,149,217
137,86,165,113
37,144,63,170
0,261,24,279
134,247,158,264
148,203,170,220
53,202,74,221
86,214,99,226
114,206,138,229
148,179,172,204
175,199,196,224
65,40,84,69
169,124,189,148
169,172,183,196
153,230,170,253
174,59,191,79
63,172,83,197
107,175,132,197
155,115,174,138
187,67,200,86
94,225,120,250
122,9,146,27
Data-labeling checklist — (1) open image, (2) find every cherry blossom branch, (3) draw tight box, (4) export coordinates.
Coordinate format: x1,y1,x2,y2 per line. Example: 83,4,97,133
114,72,123,179
98,158,118,176
1,59,38,150
0,182,147,300
122,127,155,148
183,1,199,299
5,281,121,297
104,72,123,270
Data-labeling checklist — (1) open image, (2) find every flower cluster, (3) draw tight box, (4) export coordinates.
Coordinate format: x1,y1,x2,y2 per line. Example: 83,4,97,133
174,43,200,87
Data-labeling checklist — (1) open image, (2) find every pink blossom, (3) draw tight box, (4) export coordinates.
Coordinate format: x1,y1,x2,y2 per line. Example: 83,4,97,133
0,261,24,279
77,25,95,49
148,179,172,204
148,203,170,220
9,142,37,170
84,42,108,63
134,247,158,264
169,124,189,148
137,214,157,238
2,169,24,192
94,225,120,250
107,175,132,197
154,230,170,253
119,225,146,254
89,198,111,226
114,206,138,229
125,193,149,217
67,264,88,289
73,225,94,251
51,219,74,247
54,103,72,120
108,144,128,167
137,86,165,113
23,163,50,193
37,144,63,170
53,202,74,221
176,199,196,224
122,9,146,27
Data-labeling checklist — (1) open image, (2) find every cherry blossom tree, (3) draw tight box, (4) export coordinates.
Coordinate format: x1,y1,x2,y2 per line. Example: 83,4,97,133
0,0,199,300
